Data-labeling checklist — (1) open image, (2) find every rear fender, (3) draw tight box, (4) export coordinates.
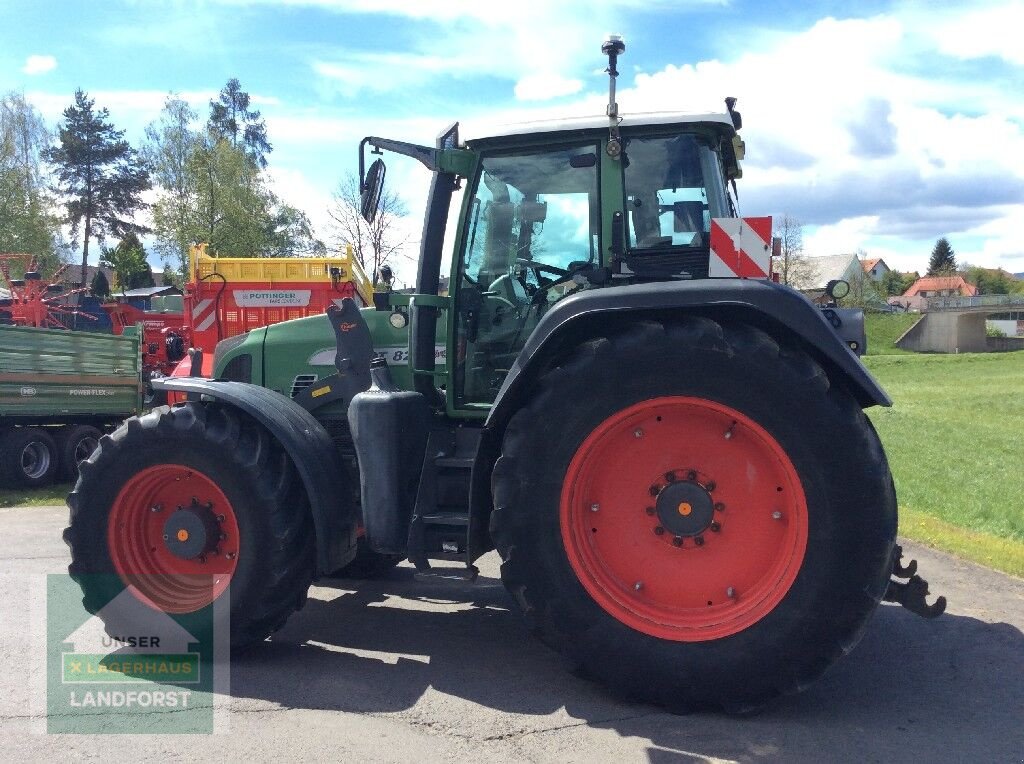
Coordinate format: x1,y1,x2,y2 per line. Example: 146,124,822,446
154,377,357,574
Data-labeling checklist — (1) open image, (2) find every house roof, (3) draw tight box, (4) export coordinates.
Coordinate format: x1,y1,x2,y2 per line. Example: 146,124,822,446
903,275,979,297
861,258,889,273
803,253,862,290
118,285,182,298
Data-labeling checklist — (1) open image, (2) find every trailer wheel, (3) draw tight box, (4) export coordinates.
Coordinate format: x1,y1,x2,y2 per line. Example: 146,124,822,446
490,318,897,712
0,427,59,488
59,425,102,482
65,403,315,647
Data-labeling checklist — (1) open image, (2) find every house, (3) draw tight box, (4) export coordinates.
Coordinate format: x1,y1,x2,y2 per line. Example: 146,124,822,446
861,257,891,282
902,275,978,299
796,253,865,303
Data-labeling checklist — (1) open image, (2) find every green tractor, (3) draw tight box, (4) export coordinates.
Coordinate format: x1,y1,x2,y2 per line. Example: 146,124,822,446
66,38,943,711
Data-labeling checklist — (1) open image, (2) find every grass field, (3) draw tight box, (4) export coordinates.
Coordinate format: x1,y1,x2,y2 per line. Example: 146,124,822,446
866,351,1024,575
865,312,920,355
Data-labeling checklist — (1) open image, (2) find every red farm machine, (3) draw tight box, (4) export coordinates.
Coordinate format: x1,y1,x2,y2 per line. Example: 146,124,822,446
104,244,374,404
0,254,95,329
66,38,945,713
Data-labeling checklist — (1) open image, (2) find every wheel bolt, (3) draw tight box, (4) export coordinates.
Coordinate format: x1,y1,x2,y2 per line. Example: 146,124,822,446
687,470,697,480
645,506,656,516
162,534,169,541
590,503,600,513
216,514,225,522
150,505,162,513
664,471,677,483
710,521,721,532
649,485,660,496
694,535,705,546
219,533,227,540
726,586,736,598
634,429,644,439
672,536,683,547
226,552,236,560
634,581,643,591
772,510,783,520
714,502,725,512
705,481,716,492
654,526,665,536
198,555,207,564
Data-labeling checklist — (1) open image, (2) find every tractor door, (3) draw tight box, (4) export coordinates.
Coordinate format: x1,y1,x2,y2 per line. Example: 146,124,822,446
451,143,602,408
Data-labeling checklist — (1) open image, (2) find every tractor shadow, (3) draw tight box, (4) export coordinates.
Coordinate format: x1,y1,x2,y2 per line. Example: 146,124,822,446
228,561,1024,761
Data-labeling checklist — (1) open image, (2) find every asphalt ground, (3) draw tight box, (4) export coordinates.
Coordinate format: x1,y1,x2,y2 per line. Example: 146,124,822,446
1,505,1022,762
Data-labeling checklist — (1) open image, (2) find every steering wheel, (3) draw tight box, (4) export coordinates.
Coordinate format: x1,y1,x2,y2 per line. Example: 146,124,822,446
515,257,570,278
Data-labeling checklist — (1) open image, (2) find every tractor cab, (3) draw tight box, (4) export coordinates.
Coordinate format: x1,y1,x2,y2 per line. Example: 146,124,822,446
359,103,749,410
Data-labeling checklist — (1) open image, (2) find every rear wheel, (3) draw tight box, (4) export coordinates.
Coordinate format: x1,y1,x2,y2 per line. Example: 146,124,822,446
0,427,59,488
491,318,897,711
59,425,102,482
65,404,315,646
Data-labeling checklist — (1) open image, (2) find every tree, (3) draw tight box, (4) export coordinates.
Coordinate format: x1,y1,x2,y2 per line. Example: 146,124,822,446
773,214,818,290
962,264,1023,295
145,96,200,279
927,237,957,275
44,90,151,285
881,268,917,297
89,268,110,298
0,92,63,269
328,172,409,285
101,233,154,291
208,79,272,169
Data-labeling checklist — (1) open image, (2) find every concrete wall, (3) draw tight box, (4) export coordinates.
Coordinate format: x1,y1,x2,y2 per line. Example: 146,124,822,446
986,336,1024,352
896,312,988,353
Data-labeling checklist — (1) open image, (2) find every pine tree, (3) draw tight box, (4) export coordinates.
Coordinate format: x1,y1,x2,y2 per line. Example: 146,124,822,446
927,237,957,276
89,269,110,298
208,79,272,169
44,90,151,285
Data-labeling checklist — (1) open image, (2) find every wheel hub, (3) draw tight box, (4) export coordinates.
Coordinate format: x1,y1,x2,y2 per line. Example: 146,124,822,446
654,478,714,537
162,500,222,560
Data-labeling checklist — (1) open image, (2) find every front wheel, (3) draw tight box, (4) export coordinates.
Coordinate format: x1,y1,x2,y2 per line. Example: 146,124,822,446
490,318,897,712
65,404,315,646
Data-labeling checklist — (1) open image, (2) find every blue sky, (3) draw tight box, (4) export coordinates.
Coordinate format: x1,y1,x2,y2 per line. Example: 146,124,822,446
3,0,1023,282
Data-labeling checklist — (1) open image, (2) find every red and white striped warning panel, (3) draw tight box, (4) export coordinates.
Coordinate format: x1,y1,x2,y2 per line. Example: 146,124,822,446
190,298,216,332
708,217,772,278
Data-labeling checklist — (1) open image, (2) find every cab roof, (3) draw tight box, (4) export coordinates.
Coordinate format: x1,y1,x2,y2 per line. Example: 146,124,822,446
464,111,735,146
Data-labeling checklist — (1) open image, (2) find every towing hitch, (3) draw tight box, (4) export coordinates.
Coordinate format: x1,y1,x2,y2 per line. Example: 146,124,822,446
883,544,947,618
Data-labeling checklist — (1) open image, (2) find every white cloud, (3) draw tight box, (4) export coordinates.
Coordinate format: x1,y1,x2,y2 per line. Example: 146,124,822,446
514,74,583,102
22,55,57,75
927,2,1024,66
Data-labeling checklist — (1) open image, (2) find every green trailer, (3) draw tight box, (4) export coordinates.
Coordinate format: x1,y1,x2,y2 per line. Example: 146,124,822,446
0,324,142,487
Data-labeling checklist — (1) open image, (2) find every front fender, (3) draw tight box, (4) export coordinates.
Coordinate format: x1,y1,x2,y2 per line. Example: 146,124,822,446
154,377,357,574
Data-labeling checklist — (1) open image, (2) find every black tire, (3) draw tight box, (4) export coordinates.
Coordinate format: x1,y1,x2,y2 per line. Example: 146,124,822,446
329,536,404,578
0,427,59,488
64,403,315,647
58,425,102,482
490,318,897,712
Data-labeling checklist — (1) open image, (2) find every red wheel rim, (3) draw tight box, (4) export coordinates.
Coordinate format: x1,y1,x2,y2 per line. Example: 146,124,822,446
560,396,808,641
107,464,240,613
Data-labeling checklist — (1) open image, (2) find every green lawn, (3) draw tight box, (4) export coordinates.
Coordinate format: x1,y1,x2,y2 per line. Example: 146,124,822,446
0,482,72,508
865,312,920,355
866,351,1024,575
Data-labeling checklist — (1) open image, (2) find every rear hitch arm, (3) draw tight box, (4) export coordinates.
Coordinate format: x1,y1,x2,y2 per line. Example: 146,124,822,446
883,544,947,618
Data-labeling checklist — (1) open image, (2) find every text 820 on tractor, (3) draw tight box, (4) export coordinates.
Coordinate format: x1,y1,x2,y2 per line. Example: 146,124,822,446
66,38,943,712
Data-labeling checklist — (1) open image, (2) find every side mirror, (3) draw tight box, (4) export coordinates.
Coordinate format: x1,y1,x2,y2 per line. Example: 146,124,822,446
361,158,386,224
